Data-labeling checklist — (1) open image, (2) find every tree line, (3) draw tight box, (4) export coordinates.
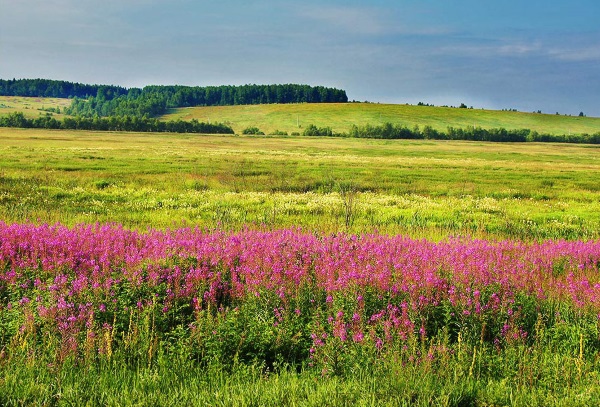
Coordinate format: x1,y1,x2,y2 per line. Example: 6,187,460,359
302,122,600,144
65,84,348,118
0,112,234,134
0,79,128,99
3,112,600,143
1,79,348,118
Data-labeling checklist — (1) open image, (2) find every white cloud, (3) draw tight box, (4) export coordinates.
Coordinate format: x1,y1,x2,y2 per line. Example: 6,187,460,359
295,4,452,37
439,40,543,58
440,38,600,63
547,46,600,61
296,5,385,35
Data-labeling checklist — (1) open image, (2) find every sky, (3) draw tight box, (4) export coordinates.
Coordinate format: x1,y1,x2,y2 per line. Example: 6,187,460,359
1,0,599,116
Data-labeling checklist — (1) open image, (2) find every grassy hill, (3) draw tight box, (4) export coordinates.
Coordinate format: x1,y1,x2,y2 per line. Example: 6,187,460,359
160,103,600,136
0,96,71,118
3,96,600,136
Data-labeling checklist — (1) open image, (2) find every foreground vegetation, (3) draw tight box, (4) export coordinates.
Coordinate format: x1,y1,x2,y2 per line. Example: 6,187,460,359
2,127,600,405
2,224,600,406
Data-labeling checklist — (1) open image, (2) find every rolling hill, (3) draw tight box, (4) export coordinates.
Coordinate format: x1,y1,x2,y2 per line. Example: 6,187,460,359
160,103,600,136
2,96,600,137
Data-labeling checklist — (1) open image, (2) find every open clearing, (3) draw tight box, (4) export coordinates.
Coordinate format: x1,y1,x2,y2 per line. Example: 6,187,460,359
1,127,599,239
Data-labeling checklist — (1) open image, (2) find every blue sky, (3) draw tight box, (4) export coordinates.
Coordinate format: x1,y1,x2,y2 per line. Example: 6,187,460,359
1,0,599,116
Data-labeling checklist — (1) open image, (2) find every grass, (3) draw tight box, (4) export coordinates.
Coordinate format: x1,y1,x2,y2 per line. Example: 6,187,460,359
160,102,600,136
4,346,600,406
2,125,600,405
1,127,599,240
0,96,71,119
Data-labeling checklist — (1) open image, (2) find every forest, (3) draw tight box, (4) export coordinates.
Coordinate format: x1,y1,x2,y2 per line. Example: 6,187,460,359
0,79,348,118
0,78,128,99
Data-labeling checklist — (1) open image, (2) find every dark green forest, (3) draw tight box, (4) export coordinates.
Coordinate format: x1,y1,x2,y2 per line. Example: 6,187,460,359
0,79,128,99
0,79,348,118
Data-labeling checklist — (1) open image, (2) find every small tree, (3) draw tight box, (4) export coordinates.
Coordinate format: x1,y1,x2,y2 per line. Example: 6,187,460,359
579,112,585,117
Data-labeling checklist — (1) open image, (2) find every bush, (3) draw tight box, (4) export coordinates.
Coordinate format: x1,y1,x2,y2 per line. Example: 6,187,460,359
242,127,265,135
303,124,333,137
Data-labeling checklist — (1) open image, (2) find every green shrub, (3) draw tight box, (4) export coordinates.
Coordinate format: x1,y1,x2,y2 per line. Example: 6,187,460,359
242,127,265,135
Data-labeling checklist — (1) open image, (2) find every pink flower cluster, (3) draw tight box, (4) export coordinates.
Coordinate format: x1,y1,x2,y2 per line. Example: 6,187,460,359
1,222,600,355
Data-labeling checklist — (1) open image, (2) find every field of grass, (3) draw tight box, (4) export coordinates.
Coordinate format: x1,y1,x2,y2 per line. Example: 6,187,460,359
1,127,600,240
160,102,600,136
0,96,71,119
2,126,600,405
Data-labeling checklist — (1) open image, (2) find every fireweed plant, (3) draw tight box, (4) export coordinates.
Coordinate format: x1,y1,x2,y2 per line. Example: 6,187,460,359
1,222,600,377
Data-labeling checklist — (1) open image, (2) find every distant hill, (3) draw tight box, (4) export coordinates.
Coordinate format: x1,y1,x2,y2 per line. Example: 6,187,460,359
2,96,600,140
160,103,600,137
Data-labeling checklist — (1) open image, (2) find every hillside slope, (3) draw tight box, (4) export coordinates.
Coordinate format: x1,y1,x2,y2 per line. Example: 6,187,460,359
0,96,71,119
160,103,600,136
3,97,600,137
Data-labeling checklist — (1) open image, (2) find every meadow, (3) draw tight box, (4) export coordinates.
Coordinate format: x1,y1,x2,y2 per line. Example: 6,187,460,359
2,127,600,240
2,126,600,405
160,102,600,136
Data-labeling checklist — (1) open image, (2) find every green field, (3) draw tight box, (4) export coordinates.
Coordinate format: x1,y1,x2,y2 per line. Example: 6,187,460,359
1,127,599,240
0,96,71,118
160,102,600,136
3,126,600,406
